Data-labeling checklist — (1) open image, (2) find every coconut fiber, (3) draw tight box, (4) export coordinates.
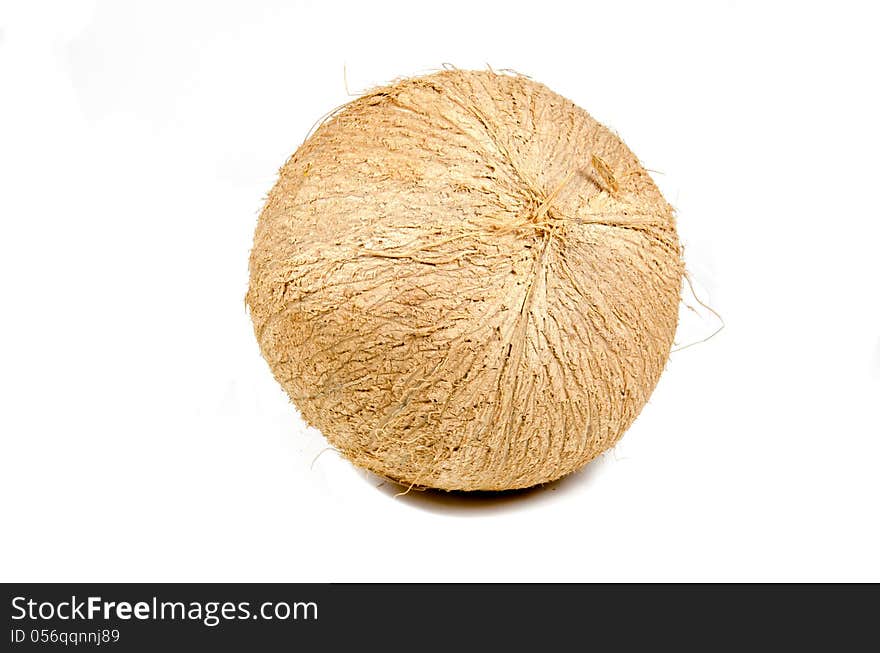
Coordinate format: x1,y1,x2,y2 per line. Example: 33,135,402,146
247,69,683,491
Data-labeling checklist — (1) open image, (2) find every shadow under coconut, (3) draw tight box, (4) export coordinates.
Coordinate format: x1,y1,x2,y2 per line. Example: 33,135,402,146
362,457,606,516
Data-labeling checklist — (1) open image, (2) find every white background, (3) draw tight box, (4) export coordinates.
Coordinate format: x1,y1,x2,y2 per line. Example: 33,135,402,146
1,0,878,582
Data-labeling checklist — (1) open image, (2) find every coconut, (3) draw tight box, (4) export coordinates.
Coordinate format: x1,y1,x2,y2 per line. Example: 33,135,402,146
247,69,682,491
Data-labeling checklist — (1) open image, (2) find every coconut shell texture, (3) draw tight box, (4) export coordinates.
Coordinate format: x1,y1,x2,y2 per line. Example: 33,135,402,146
247,70,682,491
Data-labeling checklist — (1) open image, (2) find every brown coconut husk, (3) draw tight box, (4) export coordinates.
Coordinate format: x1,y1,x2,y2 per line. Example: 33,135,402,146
247,69,683,491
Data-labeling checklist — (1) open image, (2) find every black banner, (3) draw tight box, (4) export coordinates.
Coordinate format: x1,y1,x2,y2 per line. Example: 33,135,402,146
3,584,878,650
